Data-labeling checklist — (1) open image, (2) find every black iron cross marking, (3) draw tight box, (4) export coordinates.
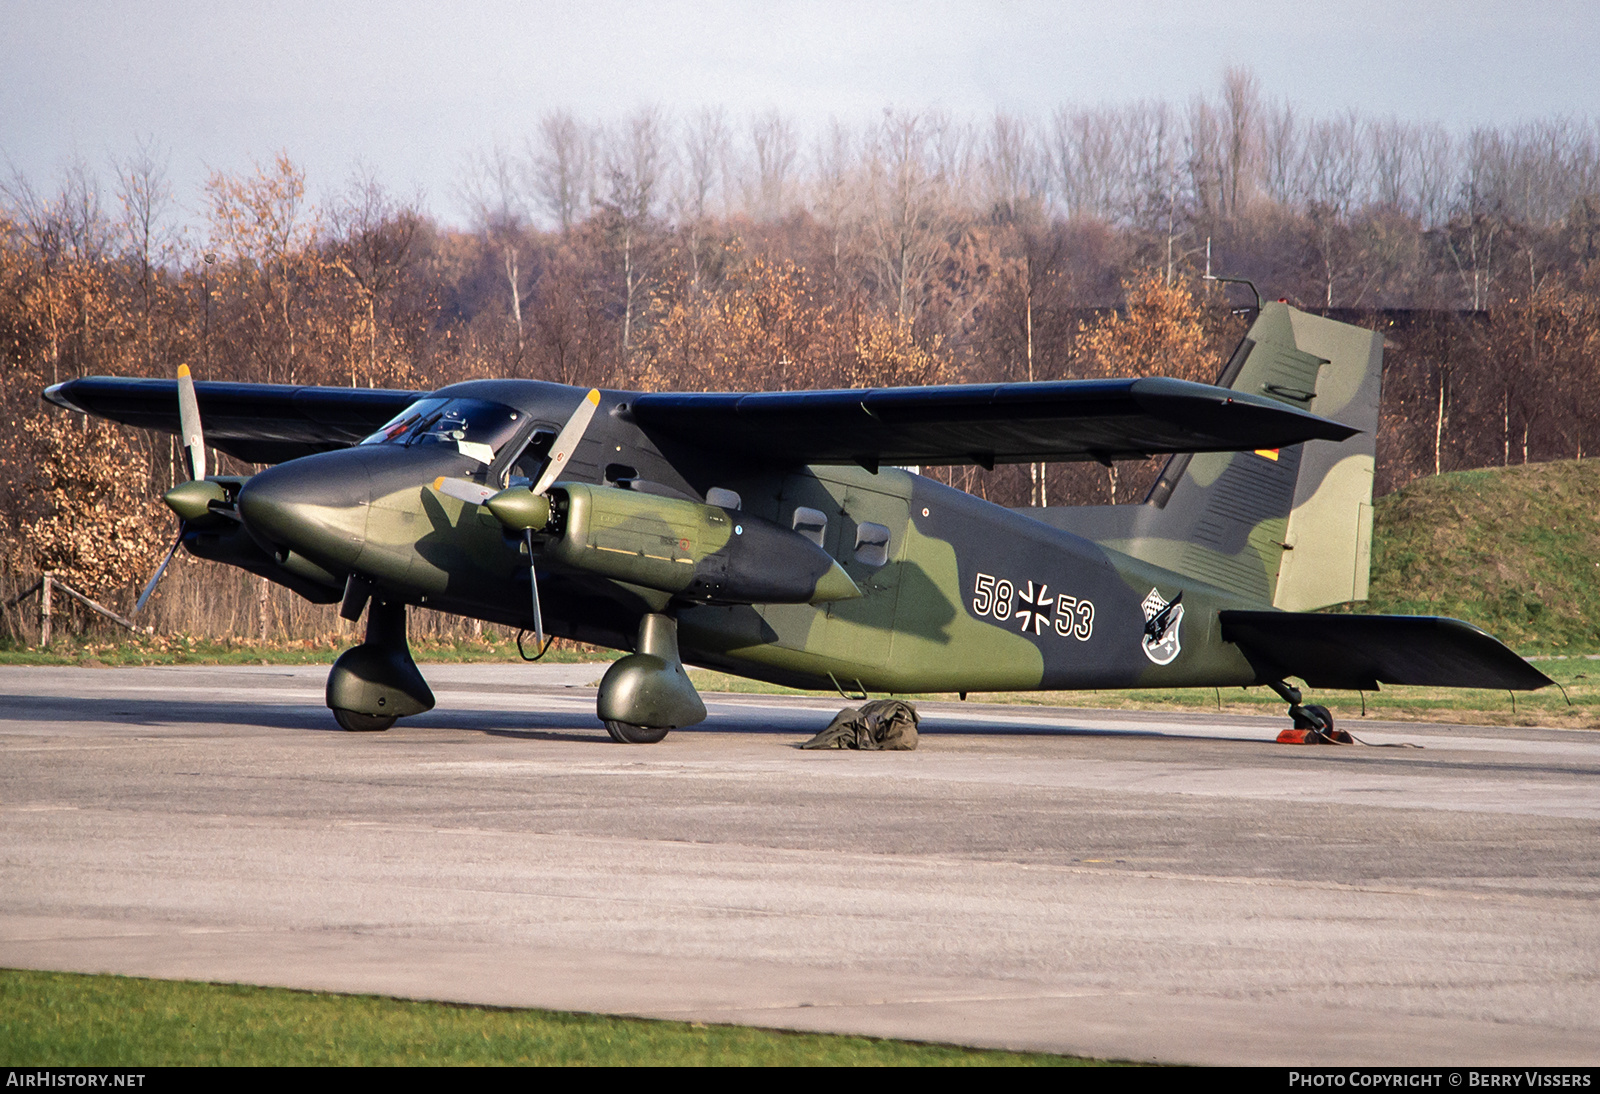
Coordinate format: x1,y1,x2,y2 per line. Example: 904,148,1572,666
1016,581,1053,635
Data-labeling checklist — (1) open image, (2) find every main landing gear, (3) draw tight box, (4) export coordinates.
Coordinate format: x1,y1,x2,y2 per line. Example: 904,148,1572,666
1266,680,1353,745
325,598,435,731
595,612,706,744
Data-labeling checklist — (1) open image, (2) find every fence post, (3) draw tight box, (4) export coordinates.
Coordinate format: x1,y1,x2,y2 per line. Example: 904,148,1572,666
40,571,52,648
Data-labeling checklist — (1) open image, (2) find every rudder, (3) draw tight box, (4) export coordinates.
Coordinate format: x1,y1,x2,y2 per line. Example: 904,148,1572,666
1032,302,1382,609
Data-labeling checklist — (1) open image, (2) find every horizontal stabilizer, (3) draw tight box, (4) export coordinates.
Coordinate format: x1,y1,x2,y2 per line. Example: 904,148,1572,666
45,377,421,465
1220,611,1552,692
631,377,1357,468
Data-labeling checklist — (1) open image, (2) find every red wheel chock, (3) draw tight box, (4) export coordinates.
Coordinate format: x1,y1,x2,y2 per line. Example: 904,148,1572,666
1276,727,1355,745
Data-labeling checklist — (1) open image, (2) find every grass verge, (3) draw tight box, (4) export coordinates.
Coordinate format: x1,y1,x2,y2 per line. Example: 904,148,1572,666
0,633,614,668
0,969,1111,1067
1361,458,1600,653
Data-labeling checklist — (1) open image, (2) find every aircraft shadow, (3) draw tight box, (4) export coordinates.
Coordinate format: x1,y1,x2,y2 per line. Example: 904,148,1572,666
7,691,1285,748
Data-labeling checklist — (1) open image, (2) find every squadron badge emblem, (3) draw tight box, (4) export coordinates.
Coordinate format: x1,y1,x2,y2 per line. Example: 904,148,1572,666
1140,588,1184,665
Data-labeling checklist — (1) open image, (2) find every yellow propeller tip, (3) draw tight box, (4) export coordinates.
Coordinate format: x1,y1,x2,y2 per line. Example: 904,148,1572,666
586,389,600,405
177,364,191,378
431,476,446,491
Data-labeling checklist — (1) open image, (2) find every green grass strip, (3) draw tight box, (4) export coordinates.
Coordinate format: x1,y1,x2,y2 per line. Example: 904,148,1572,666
0,969,1113,1067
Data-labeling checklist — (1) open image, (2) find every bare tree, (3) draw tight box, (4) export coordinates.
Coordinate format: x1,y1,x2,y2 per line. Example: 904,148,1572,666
679,107,731,223
527,110,592,234
1219,65,1261,218
926,110,976,208
676,107,732,291
113,139,177,372
863,110,953,322
599,106,670,359
3,158,112,382
748,110,800,221
1447,128,1509,310
1368,117,1416,212
1185,96,1224,222
809,118,861,275
1261,100,1300,207
1303,112,1365,305
327,168,421,384
1413,124,1456,229
980,112,1045,221
458,144,533,353
1050,106,1124,221
1122,100,1182,232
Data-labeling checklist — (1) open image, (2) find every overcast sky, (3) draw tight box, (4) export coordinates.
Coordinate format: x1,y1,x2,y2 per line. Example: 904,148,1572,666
4,0,1599,228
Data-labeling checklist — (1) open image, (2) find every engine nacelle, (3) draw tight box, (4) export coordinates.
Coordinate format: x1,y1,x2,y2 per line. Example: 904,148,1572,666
494,483,860,605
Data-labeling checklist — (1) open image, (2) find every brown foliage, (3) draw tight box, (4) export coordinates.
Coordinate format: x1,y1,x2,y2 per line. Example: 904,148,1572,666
634,254,951,392
1077,273,1215,383
7,413,166,603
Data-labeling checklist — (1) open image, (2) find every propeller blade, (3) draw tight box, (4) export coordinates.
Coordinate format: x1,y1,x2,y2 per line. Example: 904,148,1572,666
135,529,184,614
527,530,544,650
529,388,601,497
430,476,498,506
177,363,206,482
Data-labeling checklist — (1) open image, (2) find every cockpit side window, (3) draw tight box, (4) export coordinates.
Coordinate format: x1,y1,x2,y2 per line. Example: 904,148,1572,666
362,398,448,445
360,398,525,455
508,429,557,483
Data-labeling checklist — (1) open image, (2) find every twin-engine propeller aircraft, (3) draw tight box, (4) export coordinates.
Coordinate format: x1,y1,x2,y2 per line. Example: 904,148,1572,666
45,302,1549,741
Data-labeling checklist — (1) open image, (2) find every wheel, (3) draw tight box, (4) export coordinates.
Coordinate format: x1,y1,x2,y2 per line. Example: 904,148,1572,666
1291,704,1332,732
604,719,670,744
333,708,396,732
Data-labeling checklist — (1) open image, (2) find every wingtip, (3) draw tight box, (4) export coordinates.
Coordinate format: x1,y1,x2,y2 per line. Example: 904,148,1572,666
42,381,81,413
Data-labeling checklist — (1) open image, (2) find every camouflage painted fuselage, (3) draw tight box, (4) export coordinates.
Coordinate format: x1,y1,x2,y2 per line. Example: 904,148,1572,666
233,378,1265,697
675,464,1263,693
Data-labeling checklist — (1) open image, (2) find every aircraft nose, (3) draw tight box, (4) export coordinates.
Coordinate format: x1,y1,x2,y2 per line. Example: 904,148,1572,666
238,450,373,569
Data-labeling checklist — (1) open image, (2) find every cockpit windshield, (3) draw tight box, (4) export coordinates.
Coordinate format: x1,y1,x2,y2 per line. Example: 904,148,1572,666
359,398,525,461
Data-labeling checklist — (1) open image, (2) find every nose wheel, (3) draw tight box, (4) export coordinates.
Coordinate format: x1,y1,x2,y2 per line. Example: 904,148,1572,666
325,598,434,733
604,719,670,744
333,709,396,732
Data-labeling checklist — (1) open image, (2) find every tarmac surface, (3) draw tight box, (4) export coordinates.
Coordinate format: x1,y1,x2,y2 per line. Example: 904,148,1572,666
1,662,1597,1065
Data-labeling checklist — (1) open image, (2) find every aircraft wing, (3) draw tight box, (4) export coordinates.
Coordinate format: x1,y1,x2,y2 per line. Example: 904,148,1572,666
44,377,422,465
1220,611,1553,692
628,377,1358,469
47,373,1356,470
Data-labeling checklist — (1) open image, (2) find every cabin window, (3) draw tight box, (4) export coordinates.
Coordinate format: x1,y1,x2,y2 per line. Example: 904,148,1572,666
509,430,556,483
706,487,741,510
854,522,891,567
792,506,828,547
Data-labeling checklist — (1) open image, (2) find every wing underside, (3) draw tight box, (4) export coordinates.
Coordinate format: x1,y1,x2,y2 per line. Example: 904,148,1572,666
44,378,421,465
629,377,1357,468
1220,611,1552,691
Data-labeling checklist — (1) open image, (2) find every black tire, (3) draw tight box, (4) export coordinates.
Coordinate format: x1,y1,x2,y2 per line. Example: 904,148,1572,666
1305,704,1334,734
604,719,670,744
333,708,396,732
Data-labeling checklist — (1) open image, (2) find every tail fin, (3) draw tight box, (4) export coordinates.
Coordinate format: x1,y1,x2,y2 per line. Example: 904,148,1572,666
1035,302,1383,609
